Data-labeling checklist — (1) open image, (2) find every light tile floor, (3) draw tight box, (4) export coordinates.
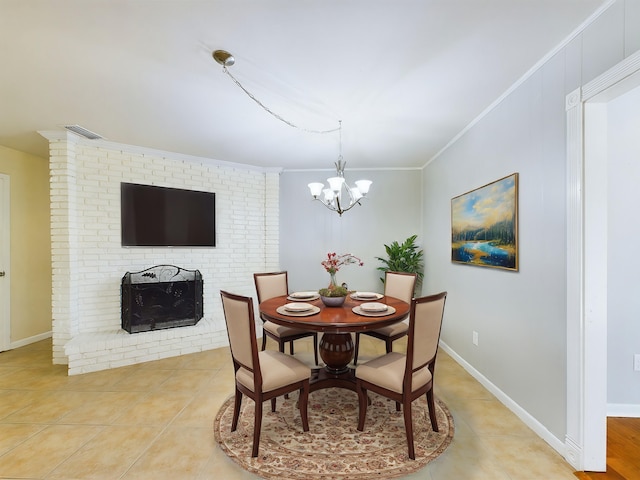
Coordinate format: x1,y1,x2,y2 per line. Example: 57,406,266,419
0,337,576,479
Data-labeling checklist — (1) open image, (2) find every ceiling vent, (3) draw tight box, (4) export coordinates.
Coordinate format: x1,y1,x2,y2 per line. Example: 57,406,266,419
63,124,103,140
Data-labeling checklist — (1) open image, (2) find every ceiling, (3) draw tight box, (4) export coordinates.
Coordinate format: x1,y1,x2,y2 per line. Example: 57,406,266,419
0,0,607,170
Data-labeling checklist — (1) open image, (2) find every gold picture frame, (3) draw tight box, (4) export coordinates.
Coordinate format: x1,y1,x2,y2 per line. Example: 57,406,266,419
451,173,519,271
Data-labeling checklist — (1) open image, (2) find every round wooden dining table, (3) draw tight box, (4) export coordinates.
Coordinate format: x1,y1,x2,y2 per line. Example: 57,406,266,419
259,294,410,392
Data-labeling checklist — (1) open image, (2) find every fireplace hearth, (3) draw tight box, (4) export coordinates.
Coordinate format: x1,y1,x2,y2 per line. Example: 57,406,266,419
121,265,203,333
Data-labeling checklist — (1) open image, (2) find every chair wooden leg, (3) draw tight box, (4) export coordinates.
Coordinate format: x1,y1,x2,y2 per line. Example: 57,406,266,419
299,383,310,432
313,333,319,366
353,332,361,365
231,389,242,432
356,383,368,431
386,338,393,354
261,334,267,351
426,389,439,432
279,340,290,399
271,397,276,412
289,340,295,355
402,398,415,460
252,396,263,458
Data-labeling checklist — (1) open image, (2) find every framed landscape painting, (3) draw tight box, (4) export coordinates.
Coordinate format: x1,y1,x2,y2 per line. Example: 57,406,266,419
451,173,519,271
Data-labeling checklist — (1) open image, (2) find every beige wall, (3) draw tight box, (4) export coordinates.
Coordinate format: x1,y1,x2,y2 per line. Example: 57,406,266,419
0,145,51,343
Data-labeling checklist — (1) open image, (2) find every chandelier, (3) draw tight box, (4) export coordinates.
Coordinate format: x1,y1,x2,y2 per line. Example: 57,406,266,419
307,121,372,216
213,49,372,217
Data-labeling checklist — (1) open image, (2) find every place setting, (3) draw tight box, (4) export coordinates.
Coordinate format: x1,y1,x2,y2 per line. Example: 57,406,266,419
350,291,384,301
352,301,396,317
287,290,320,301
276,301,320,316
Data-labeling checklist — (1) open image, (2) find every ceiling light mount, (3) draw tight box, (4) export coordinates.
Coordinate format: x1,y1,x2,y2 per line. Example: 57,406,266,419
212,50,235,67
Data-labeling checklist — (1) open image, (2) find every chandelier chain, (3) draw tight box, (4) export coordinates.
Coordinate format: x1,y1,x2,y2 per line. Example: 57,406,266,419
212,49,371,217
222,66,340,135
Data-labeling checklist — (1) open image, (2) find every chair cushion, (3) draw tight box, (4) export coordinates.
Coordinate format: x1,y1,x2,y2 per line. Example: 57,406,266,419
263,320,312,338
236,350,311,393
370,318,408,337
355,351,432,394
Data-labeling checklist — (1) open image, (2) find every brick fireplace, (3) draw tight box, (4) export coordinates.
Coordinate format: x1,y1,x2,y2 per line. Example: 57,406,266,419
44,133,280,375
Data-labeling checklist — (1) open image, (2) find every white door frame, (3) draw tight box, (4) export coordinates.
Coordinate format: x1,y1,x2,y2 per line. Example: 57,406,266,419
565,50,640,471
0,173,10,351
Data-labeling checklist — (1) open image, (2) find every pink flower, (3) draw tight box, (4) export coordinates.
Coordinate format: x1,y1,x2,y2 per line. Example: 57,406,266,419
321,252,364,274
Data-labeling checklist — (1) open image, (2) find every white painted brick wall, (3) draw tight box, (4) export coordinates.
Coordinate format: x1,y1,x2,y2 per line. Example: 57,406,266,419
48,135,279,374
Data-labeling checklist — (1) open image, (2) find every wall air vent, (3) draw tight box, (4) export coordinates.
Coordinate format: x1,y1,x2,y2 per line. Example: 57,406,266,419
63,124,103,140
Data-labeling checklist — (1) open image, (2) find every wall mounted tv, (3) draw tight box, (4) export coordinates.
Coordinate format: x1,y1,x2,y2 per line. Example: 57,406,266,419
121,183,216,247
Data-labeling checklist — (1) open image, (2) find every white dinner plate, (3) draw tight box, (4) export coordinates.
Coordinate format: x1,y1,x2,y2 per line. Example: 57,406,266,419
284,302,313,312
289,291,318,299
352,305,396,317
277,305,320,317
360,302,388,312
355,291,378,298
350,292,383,300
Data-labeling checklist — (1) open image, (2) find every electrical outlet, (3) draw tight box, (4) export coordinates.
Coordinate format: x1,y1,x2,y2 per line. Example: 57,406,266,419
472,331,479,346
634,354,640,372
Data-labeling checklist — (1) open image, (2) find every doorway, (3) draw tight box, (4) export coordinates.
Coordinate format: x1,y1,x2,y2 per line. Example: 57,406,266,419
0,173,10,351
566,51,640,471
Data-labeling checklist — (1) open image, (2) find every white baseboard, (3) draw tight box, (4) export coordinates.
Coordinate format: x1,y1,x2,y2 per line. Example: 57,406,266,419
607,403,640,417
564,435,583,471
439,341,567,458
10,331,52,350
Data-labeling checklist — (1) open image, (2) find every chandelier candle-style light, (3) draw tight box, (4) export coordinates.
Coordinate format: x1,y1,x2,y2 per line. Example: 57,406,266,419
308,122,372,216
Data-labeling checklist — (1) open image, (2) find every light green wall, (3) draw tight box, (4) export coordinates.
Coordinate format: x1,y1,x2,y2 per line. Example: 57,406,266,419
279,169,423,293
0,145,52,343
421,0,640,442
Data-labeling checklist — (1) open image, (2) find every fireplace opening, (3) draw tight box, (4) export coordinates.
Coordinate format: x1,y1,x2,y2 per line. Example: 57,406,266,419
121,265,203,333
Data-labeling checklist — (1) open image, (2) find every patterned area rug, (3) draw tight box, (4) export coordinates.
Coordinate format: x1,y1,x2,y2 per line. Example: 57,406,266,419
214,387,454,479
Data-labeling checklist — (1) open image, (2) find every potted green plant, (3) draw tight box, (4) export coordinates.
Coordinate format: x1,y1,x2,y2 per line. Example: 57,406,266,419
376,235,424,293
318,285,349,307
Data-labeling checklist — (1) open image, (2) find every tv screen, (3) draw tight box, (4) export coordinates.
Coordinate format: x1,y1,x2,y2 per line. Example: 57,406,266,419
121,183,216,247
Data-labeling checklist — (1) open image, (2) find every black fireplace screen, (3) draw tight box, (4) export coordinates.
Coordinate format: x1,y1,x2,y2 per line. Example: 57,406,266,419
121,265,203,333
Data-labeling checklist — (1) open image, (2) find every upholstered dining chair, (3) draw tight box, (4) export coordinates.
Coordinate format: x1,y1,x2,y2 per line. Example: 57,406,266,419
355,291,447,460
353,271,417,365
254,271,319,366
220,290,311,458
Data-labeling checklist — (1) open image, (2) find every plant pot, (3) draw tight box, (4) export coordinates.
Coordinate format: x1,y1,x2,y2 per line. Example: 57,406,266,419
320,295,346,307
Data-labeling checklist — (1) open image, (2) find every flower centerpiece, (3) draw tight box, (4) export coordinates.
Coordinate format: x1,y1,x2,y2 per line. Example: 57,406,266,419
318,252,363,306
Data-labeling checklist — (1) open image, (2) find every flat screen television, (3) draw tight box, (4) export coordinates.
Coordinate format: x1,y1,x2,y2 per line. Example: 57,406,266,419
121,182,216,247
